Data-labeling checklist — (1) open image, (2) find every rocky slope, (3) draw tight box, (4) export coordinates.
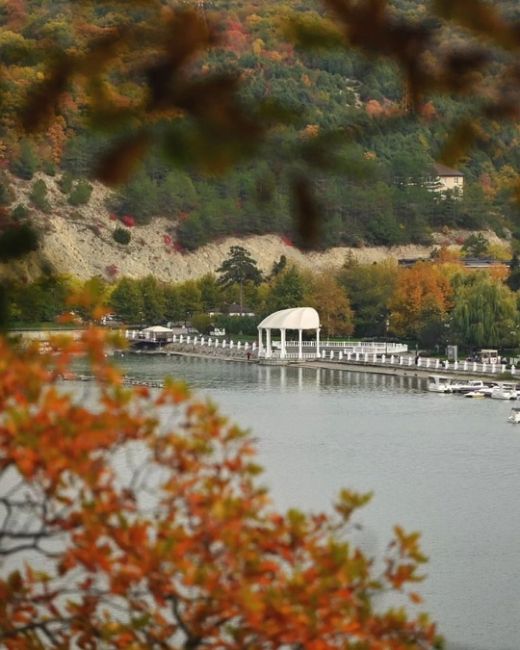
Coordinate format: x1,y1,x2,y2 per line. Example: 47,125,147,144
1,174,509,283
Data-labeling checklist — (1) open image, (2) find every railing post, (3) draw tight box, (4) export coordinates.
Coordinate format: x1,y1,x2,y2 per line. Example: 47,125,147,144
463,361,468,371
426,358,430,368
435,359,439,369
501,364,506,373
179,335,183,343
222,340,226,348
491,363,496,373
473,361,477,372
512,365,516,375
230,340,234,349
330,350,334,360
381,354,386,363
339,351,343,360
482,362,487,373
453,361,458,370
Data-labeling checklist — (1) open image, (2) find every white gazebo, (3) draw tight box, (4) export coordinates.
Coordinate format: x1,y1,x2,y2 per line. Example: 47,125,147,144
257,307,320,360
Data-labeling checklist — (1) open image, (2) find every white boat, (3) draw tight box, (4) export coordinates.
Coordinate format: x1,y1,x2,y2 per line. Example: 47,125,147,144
427,375,452,393
465,390,486,398
491,383,518,400
451,379,485,394
507,407,520,423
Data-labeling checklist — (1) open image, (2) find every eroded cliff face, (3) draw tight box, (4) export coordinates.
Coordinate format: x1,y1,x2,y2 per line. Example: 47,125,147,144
1,174,507,283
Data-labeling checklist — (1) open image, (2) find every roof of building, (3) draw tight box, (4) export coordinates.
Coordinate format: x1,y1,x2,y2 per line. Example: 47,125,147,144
258,307,320,331
433,162,464,177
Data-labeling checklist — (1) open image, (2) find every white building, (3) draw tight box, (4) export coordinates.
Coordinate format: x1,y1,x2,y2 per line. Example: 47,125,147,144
432,163,464,195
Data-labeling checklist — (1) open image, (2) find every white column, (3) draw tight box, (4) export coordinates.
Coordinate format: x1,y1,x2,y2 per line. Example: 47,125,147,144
298,329,303,360
280,329,286,359
266,329,272,358
316,328,320,359
258,328,263,355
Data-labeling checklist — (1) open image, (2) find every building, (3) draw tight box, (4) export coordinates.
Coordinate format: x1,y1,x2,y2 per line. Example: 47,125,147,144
432,163,464,195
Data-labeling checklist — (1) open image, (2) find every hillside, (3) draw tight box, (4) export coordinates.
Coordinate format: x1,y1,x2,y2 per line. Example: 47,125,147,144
0,174,508,283
0,0,519,263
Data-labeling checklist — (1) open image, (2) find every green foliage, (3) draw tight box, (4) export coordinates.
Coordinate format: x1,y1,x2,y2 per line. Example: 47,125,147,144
10,141,39,180
11,204,29,221
7,275,70,322
111,171,160,224
191,312,213,334
112,227,131,245
58,172,74,194
42,160,56,176
109,278,144,323
68,179,93,206
0,224,39,262
461,233,490,258
29,179,50,213
217,246,263,312
450,273,520,349
266,266,306,313
214,314,259,336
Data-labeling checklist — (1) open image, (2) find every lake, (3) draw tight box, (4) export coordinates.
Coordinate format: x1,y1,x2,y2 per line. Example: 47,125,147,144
114,354,520,650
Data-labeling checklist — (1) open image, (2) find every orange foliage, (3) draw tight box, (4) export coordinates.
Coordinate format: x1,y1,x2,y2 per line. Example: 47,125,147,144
390,262,453,337
0,329,440,648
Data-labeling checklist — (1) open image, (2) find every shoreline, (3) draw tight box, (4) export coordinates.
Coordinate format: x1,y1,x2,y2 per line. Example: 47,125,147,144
121,348,506,383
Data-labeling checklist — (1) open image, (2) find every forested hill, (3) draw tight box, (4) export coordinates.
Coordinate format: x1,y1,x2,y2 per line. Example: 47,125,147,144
1,0,519,254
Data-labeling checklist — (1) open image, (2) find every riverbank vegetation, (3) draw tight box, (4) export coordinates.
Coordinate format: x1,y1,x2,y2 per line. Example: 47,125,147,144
7,245,520,353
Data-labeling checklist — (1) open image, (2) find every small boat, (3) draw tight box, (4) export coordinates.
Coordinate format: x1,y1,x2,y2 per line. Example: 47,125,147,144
507,407,520,423
465,390,486,398
491,382,518,400
427,375,452,393
451,379,487,394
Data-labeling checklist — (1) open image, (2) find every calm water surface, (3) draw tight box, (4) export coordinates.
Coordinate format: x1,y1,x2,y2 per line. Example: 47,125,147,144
115,355,520,650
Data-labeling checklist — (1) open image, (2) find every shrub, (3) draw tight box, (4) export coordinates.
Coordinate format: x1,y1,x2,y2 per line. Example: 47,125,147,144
112,227,131,245
11,204,29,221
30,179,51,213
42,160,56,176
58,172,73,194
10,141,38,180
68,179,93,206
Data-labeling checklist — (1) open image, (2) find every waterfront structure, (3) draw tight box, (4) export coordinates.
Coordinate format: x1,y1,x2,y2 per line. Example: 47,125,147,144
257,307,320,361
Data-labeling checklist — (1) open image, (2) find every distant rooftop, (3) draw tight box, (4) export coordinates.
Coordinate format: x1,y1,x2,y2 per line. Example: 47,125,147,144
433,162,464,177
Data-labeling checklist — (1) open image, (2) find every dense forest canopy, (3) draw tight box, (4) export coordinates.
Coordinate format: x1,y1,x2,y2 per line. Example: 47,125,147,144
1,0,519,251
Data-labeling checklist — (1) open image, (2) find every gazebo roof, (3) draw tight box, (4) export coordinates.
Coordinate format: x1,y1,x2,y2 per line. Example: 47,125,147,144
142,325,173,333
258,307,320,330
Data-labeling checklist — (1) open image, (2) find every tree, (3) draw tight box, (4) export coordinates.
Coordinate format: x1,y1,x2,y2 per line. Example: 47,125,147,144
217,246,263,314
109,277,144,323
10,140,38,180
266,265,306,313
307,272,354,337
450,273,520,349
0,331,440,648
339,258,398,337
461,234,490,259
389,263,453,340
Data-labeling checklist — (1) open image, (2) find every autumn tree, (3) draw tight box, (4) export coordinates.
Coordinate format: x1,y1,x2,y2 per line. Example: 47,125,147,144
0,330,440,648
307,271,354,337
389,263,453,342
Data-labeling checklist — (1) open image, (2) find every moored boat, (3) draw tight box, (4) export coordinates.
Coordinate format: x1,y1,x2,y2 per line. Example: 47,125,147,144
427,375,452,393
491,382,518,400
507,407,520,423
